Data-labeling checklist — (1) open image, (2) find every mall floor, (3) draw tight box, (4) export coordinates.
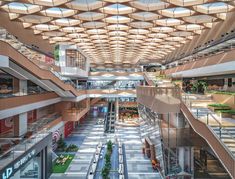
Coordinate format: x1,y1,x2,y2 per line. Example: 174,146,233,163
50,112,161,179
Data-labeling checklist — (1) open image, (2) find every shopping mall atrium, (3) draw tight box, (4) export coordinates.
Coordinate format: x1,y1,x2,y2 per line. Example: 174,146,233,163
0,0,235,179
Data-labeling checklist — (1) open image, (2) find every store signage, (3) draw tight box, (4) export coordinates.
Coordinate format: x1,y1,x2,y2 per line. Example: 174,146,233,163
2,149,36,179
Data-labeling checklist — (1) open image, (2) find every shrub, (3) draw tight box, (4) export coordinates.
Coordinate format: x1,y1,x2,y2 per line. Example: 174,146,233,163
57,137,67,151
208,103,230,108
66,144,78,152
107,140,113,152
101,141,113,179
216,110,235,115
207,90,235,96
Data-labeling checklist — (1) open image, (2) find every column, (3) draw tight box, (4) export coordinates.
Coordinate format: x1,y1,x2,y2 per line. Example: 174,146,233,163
178,147,185,171
232,78,235,89
224,78,228,90
115,98,119,121
176,113,185,128
19,79,27,95
190,147,194,174
14,113,27,137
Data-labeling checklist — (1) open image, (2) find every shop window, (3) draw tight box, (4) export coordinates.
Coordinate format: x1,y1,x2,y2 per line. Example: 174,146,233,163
65,49,86,70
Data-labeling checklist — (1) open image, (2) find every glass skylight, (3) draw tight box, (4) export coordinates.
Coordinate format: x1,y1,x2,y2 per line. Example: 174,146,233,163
0,0,234,67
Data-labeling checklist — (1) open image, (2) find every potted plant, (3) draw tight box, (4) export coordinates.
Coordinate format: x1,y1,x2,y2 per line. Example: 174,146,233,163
192,81,208,94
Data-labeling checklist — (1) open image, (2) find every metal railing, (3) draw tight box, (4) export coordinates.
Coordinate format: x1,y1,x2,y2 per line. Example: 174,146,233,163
181,91,235,161
0,130,50,169
0,87,48,99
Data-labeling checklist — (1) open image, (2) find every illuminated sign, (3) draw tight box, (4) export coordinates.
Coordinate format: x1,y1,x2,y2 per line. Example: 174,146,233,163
1,149,36,179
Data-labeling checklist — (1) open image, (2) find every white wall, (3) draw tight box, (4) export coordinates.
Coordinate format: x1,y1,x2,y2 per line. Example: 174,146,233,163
19,113,27,136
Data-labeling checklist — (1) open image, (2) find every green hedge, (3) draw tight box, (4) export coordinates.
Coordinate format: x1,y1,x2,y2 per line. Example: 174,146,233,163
207,90,235,96
208,103,230,108
101,140,113,179
216,109,235,114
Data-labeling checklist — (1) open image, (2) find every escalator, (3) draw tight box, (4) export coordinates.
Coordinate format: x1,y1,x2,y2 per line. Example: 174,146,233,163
104,101,116,133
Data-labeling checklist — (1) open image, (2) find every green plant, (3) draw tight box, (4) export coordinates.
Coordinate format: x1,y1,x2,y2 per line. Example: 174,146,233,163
101,166,110,179
101,140,113,179
54,44,60,61
57,137,67,151
207,90,235,96
107,140,113,152
208,103,230,108
192,81,208,93
216,109,235,114
66,144,78,152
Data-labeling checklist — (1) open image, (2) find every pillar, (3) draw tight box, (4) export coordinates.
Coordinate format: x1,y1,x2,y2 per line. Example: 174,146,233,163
178,147,192,172
232,78,235,89
14,113,27,137
190,147,194,174
224,78,228,90
115,98,119,121
178,147,185,171
176,113,185,128
19,79,27,95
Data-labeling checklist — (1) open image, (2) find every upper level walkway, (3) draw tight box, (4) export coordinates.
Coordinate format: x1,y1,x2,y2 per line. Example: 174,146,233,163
0,40,139,98
164,48,235,78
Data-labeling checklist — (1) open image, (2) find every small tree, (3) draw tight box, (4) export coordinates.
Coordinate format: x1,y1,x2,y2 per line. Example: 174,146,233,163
107,140,112,152
57,136,67,151
101,166,110,179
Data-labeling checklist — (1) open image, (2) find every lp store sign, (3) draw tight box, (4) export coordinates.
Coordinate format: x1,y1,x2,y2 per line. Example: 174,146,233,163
1,149,36,179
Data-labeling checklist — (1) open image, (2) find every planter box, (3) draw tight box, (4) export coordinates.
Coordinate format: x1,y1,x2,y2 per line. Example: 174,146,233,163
216,112,232,118
208,106,231,112
211,93,235,109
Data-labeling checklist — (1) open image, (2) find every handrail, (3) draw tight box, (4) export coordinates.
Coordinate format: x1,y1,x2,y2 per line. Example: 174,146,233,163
86,143,100,178
0,40,80,96
137,85,235,178
143,72,155,86
207,112,221,127
122,144,128,179
182,90,235,152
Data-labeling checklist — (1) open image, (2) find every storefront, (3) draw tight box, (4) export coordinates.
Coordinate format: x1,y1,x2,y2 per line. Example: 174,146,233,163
0,133,52,179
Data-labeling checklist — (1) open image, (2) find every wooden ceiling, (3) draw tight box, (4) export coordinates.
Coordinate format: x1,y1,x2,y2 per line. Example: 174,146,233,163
0,0,235,68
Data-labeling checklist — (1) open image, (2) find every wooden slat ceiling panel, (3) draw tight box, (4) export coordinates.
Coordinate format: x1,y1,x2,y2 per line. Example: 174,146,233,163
0,0,234,68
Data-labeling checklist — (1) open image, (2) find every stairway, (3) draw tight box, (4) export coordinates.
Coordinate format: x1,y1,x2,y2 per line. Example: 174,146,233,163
190,103,235,158
211,126,235,156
